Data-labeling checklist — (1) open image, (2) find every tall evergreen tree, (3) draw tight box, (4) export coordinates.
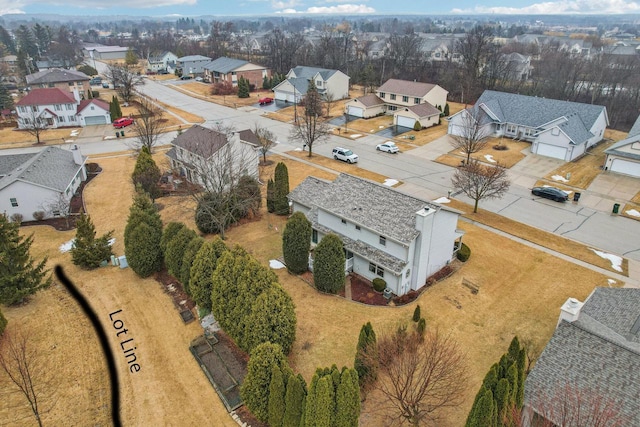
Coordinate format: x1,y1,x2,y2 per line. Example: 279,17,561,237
0,26,16,54
268,363,286,427
335,368,360,427
314,376,335,427
471,388,496,427
132,146,162,201
283,373,306,427
266,178,275,213
0,215,51,305
354,322,377,386
110,95,122,120
165,227,197,279
412,304,421,322
244,283,297,354
0,82,14,111
124,192,163,277
70,213,113,269
179,237,204,293
237,76,250,98
189,237,227,310
282,211,311,274
313,233,345,294
160,222,186,256
211,246,249,334
240,342,292,423
273,162,290,215
494,378,512,425
304,371,321,427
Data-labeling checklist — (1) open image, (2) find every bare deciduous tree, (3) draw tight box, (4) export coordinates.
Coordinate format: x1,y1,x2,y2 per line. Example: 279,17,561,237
449,109,491,164
452,160,511,213
19,108,49,144
521,383,628,427
363,327,468,426
104,63,145,103
253,124,275,164
323,91,336,118
130,96,166,151
42,193,72,228
0,328,56,427
289,81,330,157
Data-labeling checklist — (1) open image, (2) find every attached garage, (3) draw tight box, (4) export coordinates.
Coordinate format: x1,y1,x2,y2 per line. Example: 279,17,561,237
347,106,364,117
84,116,107,125
610,158,640,178
396,115,416,129
535,143,567,160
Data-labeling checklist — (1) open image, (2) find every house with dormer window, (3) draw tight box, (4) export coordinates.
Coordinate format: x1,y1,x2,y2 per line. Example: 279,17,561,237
273,66,350,103
447,90,608,161
288,173,463,297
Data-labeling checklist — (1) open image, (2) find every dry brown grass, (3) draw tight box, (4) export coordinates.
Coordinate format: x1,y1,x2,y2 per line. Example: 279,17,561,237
0,127,79,148
620,201,640,221
447,198,629,275
633,191,640,204
344,115,394,134
284,150,401,186
436,137,528,169
543,139,617,190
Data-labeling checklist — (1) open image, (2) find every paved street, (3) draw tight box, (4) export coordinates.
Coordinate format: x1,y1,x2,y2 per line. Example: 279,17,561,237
16,63,640,265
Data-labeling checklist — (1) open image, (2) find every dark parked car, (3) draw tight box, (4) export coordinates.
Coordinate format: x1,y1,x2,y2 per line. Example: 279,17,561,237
531,186,569,202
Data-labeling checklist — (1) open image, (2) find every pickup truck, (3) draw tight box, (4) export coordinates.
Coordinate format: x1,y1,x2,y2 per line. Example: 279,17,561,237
332,147,359,163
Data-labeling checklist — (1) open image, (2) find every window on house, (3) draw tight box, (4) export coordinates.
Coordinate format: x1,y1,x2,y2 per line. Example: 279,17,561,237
390,94,396,100
10,198,18,207
316,80,322,87
68,116,75,122
506,124,517,134
379,92,385,98
68,82,74,86
379,236,386,246
67,104,74,110
355,225,361,231
341,219,346,224
377,266,384,277
312,229,318,244
402,96,408,102
55,104,62,111
551,128,560,136
369,262,376,273
59,116,65,123
414,98,421,104
388,105,397,111
31,106,38,112
369,262,384,277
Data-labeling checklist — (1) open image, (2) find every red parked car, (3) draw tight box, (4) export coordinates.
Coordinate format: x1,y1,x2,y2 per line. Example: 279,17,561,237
113,117,134,128
259,97,273,105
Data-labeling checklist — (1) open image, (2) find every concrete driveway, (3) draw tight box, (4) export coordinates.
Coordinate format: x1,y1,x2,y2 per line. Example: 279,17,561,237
588,172,639,202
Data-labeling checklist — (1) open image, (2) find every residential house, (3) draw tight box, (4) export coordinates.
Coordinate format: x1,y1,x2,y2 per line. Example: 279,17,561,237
0,55,18,73
83,45,129,61
0,145,87,220
273,66,350,103
165,124,260,187
502,52,533,81
604,114,640,177
35,58,75,70
288,173,464,297
203,56,271,88
177,55,212,77
447,90,609,161
16,87,111,128
146,51,178,73
523,288,640,426
26,68,91,99
344,78,447,129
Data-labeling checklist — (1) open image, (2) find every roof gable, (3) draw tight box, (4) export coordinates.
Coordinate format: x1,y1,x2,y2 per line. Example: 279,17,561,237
77,99,109,114
16,88,76,106
290,66,339,80
26,68,90,85
404,103,441,118
205,56,249,73
377,79,441,98
351,94,385,107
172,125,229,159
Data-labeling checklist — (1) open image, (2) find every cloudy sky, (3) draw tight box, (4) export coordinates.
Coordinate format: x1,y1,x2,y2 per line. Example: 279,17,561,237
1,0,640,16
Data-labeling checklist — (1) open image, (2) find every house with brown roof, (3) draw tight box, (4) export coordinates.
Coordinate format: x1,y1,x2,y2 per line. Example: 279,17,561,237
16,87,111,129
344,78,448,129
25,68,91,99
165,124,260,188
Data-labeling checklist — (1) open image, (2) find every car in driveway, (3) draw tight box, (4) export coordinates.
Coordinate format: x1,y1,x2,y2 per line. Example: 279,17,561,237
113,117,134,128
531,186,569,202
259,97,274,105
376,141,399,153
194,76,204,82
332,147,358,163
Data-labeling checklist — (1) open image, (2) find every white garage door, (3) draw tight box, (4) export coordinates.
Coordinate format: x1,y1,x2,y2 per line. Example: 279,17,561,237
396,115,415,128
348,106,364,117
84,116,107,125
611,158,640,177
274,91,287,101
536,143,567,160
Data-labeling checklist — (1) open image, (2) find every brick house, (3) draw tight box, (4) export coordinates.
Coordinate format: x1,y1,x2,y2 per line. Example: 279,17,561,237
203,57,271,88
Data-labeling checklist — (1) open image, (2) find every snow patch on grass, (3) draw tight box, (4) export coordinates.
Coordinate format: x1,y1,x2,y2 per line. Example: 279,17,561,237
591,249,623,272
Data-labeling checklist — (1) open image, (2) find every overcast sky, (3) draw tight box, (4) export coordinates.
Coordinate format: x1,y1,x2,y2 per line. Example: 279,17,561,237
1,0,640,17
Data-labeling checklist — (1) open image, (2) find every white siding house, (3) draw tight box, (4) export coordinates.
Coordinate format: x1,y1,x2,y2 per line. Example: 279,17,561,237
448,90,609,162
288,174,463,297
0,146,87,220
273,66,350,103
604,115,640,178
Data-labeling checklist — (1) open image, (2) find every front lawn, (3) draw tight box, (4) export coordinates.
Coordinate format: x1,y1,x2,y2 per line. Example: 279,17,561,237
435,136,529,169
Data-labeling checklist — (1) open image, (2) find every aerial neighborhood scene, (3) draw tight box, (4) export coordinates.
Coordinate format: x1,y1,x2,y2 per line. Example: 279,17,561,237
2,0,640,425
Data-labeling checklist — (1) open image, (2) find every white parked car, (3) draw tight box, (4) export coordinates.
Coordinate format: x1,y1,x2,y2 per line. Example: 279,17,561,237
376,141,399,153
195,76,204,82
332,147,359,163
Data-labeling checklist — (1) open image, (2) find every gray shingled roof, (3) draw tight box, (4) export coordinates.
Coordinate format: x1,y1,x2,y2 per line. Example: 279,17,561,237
525,288,640,426
290,66,338,81
405,102,441,118
26,68,90,85
288,173,445,245
0,153,35,176
469,90,606,144
605,115,640,159
172,125,258,159
0,147,85,192
377,79,441,98
352,94,384,107
178,55,211,62
204,57,249,74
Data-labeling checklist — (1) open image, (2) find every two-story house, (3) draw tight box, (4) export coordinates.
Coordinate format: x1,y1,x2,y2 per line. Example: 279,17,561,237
288,173,463,297
203,57,271,88
447,90,609,161
523,288,640,426
344,78,447,129
26,68,91,99
16,87,111,128
177,55,212,77
146,51,178,74
0,145,87,220
273,66,350,103
165,125,260,187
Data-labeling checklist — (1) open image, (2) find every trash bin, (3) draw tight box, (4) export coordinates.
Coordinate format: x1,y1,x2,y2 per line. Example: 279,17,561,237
115,132,120,138
613,203,620,214
120,130,125,137
573,192,581,202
